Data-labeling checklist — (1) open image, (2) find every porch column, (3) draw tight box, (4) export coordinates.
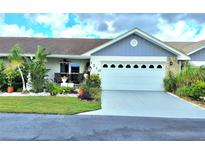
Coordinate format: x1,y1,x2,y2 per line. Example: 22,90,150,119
178,60,182,72
69,62,71,74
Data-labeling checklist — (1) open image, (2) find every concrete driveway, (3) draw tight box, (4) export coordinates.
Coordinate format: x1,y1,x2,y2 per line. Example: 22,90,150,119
82,91,205,119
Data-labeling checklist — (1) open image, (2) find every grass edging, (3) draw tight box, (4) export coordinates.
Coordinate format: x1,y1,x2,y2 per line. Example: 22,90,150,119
0,96,101,115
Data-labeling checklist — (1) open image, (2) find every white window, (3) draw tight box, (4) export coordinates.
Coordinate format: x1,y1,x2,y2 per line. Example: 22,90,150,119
149,65,154,69
157,65,162,69
110,64,116,68
71,63,80,73
130,39,138,47
126,64,131,68
118,64,123,68
133,64,139,68
103,64,108,68
141,65,146,69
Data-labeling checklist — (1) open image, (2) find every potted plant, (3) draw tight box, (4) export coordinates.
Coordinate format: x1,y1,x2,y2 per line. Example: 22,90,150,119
79,85,85,96
4,66,15,93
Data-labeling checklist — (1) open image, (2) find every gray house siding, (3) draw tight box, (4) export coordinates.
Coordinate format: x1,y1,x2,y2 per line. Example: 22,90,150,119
92,34,175,57
190,48,205,61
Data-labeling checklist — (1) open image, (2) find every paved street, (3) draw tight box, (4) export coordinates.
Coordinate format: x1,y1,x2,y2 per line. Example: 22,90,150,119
1,113,205,141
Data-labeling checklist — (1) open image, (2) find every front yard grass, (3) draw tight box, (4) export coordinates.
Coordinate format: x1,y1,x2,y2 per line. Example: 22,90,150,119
0,96,101,115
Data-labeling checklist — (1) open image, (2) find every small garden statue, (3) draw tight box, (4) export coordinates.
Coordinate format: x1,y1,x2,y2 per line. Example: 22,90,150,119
26,73,32,92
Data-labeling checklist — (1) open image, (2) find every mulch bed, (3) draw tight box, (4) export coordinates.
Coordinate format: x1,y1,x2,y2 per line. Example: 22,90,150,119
180,96,205,109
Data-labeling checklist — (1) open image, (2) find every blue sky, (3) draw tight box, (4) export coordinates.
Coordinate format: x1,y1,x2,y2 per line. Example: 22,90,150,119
0,13,205,41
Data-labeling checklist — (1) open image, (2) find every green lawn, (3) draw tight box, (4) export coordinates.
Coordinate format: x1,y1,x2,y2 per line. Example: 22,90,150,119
0,97,101,115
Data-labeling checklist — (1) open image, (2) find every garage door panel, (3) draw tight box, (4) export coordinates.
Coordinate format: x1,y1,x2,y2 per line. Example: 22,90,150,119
101,63,165,91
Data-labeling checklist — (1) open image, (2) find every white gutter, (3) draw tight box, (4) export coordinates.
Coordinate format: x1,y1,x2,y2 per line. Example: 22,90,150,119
0,53,90,59
187,45,205,56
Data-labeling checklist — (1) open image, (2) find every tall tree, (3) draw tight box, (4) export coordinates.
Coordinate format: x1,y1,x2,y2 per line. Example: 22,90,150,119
8,44,26,92
26,45,50,93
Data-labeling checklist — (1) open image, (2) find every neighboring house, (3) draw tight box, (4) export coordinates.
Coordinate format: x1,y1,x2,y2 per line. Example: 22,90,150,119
0,28,205,91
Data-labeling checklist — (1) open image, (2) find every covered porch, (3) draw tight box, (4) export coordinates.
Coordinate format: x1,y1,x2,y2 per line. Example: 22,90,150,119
46,57,90,85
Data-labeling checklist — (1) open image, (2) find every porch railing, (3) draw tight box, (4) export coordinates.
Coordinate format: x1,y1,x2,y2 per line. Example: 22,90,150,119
54,73,84,84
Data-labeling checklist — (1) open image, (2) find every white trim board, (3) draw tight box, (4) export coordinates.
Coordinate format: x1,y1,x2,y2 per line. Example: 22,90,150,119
91,56,167,62
188,45,205,56
0,53,90,59
82,28,190,60
189,61,205,66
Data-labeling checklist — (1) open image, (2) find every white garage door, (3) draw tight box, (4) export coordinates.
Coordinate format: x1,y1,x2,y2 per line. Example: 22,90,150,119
101,62,165,91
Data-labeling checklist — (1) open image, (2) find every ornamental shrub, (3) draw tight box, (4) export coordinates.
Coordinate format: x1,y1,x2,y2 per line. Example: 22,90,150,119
86,74,101,88
175,86,191,97
59,86,73,94
188,81,205,100
164,71,177,92
176,65,205,87
47,82,73,96
47,82,61,96
89,87,101,102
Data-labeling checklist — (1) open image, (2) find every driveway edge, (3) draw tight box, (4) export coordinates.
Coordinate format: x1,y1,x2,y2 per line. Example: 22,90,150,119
167,92,205,111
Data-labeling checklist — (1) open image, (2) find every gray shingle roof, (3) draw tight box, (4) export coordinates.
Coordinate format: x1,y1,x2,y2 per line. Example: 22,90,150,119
0,37,205,56
0,37,110,55
165,41,205,54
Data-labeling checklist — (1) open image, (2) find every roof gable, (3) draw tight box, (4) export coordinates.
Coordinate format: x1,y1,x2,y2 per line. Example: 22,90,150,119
83,28,190,60
92,34,175,57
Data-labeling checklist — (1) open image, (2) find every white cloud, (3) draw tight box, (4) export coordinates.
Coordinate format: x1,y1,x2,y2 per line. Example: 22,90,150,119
4,13,205,41
31,13,205,40
155,18,205,41
0,15,46,37
59,24,122,38
34,13,69,37
31,13,122,38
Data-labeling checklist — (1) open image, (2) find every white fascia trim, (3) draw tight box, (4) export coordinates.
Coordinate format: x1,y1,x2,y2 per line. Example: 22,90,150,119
0,53,8,57
83,28,190,60
177,55,191,60
48,54,90,59
189,61,205,66
0,53,90,59
187,45,205,55
91,56,167,62
0,53,35,57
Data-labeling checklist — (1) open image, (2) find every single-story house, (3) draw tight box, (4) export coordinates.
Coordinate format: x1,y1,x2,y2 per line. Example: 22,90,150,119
0,28,205,91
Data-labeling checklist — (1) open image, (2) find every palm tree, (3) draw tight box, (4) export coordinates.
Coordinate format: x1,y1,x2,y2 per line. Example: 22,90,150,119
8,44,26,92
34,45,50,65
25,45,50,93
